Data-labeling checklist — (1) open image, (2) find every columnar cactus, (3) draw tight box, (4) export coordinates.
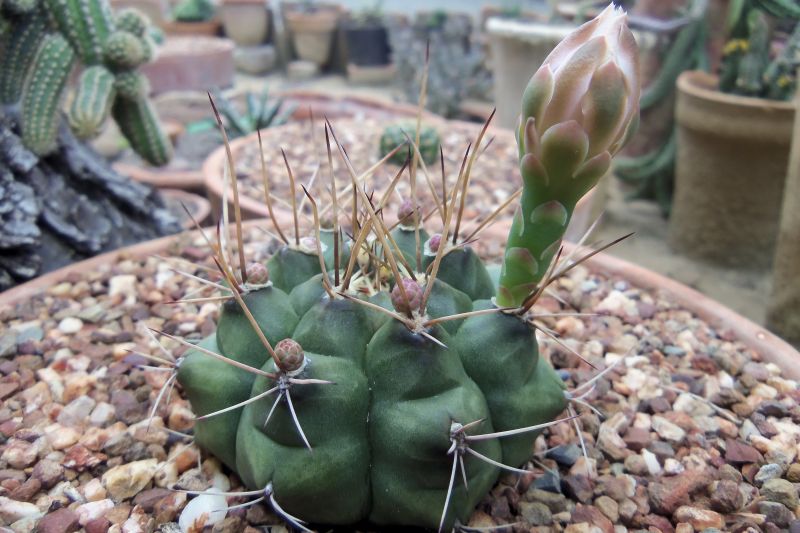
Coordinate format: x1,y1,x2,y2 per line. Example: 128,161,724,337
167,6,640,532
0,0,172,165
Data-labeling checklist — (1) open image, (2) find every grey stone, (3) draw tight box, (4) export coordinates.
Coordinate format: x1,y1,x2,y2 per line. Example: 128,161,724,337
518,501,552,526
0,331,17,357
546,444,582,467
759,500,795,528
761,478,799,509
755,463,785,485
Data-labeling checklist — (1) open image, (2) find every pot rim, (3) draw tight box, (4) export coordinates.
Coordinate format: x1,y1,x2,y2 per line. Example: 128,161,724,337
677,70,796,111
114,162,205,191
159,188,212,229
3,218,797,377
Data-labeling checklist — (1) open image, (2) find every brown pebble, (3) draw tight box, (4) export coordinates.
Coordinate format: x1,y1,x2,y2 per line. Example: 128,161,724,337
9,477,41,501
647,468,712,514
725,439,763,464
32,459,65,489
84,518,111,533
572,503,613,533
36,507,80,533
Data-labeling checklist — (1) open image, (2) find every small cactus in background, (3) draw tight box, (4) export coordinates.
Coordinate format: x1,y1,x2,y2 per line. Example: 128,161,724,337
148,6,641,532
380,122,440,166
719,0,800,100
171,0,214,22
0,0,172,165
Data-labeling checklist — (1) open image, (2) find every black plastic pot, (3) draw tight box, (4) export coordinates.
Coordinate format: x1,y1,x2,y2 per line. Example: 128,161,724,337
344,24,390,66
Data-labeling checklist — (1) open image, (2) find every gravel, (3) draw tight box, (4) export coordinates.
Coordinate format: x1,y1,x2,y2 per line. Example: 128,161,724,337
0,226,799,532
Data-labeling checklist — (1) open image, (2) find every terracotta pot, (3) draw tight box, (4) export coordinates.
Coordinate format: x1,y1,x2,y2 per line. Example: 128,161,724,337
114,162,205,192
159,188,212,228
283,2,340,66
163,18,222,36
141,36,235,94
670,71,795,269
221,0,271,46
3,220,797,379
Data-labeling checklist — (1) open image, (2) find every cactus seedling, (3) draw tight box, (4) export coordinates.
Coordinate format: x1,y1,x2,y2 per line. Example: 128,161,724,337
0,0,172,164
380,122,441,166
149,6,641,532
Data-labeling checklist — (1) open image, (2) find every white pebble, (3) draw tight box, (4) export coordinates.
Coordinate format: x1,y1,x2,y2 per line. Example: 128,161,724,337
58,317,84,334
664,458,685,475
179,491,228,532
642,449,661,476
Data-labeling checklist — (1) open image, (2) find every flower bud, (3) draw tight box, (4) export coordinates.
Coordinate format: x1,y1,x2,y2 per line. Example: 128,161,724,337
519,4,640,197
397,198,420,228
246,262,269,285
391,278,423,315
275,338,304,373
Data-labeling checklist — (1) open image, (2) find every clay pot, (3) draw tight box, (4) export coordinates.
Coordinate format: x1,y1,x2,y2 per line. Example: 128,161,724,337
283,2,340,66
141,36,235,94
3,220,797,379
221,0,271,46
670,71,795,269
160,188,212,228
767,85,800,346
163,18,222,36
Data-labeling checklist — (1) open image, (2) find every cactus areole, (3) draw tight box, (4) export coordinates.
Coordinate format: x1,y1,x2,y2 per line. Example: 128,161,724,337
175,6,640,531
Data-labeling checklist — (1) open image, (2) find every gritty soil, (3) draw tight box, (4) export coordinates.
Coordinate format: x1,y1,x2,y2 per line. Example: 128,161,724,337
0,222,798,533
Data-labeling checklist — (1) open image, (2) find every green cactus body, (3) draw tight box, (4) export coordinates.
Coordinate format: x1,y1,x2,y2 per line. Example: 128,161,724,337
114,7,149,36
380,122,441,166
21,33,76,155
177,244,569,531
113,70,149,100
44,0,113,65
67,65,116,139
0,14,46,104
111,95,172,166
103,30,146,69
3,0,38,16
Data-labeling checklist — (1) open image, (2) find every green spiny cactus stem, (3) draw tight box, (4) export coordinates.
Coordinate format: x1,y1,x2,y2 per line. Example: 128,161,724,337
1,0,172,162
67,65,115,139
44,0,113,65
168,6,640,532
113,69,150,100
103,30,146,69
114,7,149,36
21,32,75,155
380,122,440,166
0,13,46,104
3,0,38,16
111,95,173,166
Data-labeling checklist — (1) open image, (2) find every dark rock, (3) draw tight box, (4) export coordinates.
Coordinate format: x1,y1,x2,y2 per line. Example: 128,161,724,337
758,401,790,418
35,508,79,533
133,488,172,512
532,470,561,493
546,444,582,467
623,427,651,452
647,440,676,461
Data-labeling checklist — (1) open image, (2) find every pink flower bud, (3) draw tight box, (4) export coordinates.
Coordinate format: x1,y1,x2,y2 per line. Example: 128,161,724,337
519,5,640,187
275,338,304,372
391,278,423,315
397,198,420,227
246,262,269,285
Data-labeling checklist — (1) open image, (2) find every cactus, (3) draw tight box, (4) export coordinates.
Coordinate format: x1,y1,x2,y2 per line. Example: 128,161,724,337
21,33,75,155
380,122,440,166
67,65,116,138
0,0,172,163
171,0,214,22
163,6,641,532
112,95,173,166
720,0,800,99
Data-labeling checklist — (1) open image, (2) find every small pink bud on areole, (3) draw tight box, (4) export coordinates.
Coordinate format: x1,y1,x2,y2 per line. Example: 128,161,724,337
246,262,269,285
391,278,423,315
397,199,419,227
275,338,304,372
427,234,442,253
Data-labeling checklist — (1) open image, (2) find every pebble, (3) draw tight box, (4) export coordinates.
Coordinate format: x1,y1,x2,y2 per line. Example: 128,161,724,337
101,459,158,501
759,500,796,528
673,506,724,530
178,491,228,532
787,463,800,482
58,396,97,426
519,501,552,526
35,508,80,533
755,463,784,485
0,496,42,523
76,499,115,525
642,449,662,476
663,458,684,475
710,479,744,513
57,317,84,334
761,478,799,509
725,439,762,464
652,416,686,443
32,459,65,489
0,331,17,357
547,444,582,467
594,495,620,523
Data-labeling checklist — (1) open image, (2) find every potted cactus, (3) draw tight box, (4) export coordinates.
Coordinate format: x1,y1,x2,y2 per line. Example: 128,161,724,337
342,0,390,67
669,0,800,268
166,0,221,35
171,6,641,531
